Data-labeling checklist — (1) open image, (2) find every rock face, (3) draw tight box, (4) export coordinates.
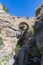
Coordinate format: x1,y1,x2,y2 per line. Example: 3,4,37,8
0,3,35,49
34,4,43,47
0,3,43,65
0,3,35,64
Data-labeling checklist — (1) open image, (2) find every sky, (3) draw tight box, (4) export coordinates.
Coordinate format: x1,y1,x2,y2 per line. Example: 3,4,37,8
0,0,43,17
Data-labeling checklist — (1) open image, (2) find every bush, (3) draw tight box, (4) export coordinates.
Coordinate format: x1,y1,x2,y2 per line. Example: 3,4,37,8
0,28,1,33
3,4,9,13
15,45,20,54
0,37,3,46
29,27,34,36
5,56,9,61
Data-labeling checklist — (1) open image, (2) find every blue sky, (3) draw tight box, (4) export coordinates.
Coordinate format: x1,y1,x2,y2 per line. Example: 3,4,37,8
0,0,43,17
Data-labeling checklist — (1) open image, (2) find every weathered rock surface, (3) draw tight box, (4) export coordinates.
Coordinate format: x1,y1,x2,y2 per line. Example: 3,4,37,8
0,3,43,65
34,4,43,48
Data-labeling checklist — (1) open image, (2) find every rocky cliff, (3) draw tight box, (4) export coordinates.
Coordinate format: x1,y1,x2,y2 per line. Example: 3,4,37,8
0,3,36,64
0,3,43,65
0,3,36,50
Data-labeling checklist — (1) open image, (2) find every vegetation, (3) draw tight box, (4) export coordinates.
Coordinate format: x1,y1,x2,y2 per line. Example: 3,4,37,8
0,37,3,47
0,61,7,65
15,45,20,54
5,56,9,61
0,28,1,33
29,27,34,36
3,4,9,13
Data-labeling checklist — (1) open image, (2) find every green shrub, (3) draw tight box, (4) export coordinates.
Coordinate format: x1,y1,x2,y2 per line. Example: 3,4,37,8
5,56,9,61
0,37,3,46
15,45,20,54
29,27,34,36
0,28,1,33
0,62,1,65
3,4,9,13
4,63,7,65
